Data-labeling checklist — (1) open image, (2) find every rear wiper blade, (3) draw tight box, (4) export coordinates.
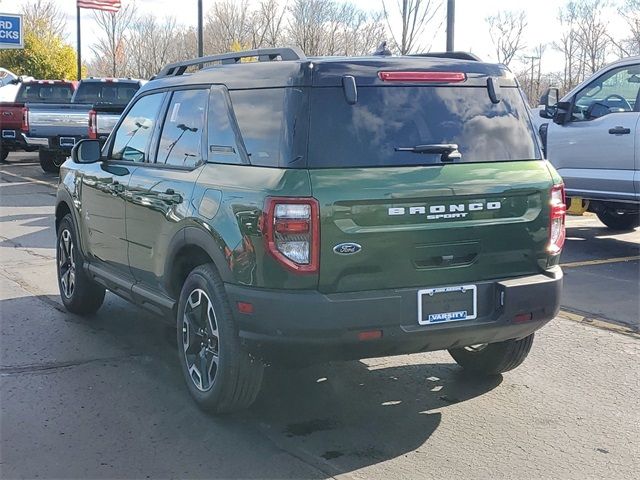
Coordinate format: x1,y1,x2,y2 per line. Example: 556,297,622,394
394,143,462,162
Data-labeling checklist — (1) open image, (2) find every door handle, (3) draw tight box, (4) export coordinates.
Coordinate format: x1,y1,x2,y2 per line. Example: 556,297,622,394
608,126,631,135
157,188,183,204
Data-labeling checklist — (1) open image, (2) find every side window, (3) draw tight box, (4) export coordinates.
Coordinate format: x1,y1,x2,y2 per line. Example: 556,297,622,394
229,88,286,167
207,86,249,165
111,93,165,162
574,65,640,121
156,89,208,168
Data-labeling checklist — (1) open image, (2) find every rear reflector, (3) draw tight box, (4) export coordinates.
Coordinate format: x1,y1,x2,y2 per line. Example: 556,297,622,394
513,313,533,324
358,330,383,341
237,301,254,314
378,71,466,83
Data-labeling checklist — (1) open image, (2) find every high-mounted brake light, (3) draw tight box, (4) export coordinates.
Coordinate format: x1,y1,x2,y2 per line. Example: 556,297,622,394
88,109,97,139
21,106,28,133
378,71,466,83
548,184,566,255
260,197,320,274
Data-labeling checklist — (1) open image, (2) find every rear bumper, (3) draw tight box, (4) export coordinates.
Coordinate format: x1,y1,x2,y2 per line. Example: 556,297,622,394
226,267,563,362
24,135,81,153
23,135,49,147
0,130,36,151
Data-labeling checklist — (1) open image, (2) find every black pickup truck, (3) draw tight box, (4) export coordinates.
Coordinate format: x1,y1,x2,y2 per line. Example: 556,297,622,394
23,78,144,172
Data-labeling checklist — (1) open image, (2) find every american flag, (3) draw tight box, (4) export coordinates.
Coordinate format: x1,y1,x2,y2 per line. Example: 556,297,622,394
77,0,121,12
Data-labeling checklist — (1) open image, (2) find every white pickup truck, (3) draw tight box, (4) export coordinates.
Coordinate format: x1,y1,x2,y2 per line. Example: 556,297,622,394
539,56,640,230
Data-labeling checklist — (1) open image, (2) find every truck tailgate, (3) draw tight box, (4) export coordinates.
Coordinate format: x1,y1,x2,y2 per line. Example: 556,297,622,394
27,104,91,138
0,103,24,130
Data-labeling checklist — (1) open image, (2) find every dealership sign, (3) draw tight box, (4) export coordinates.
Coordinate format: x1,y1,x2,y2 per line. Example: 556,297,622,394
0,14,23,49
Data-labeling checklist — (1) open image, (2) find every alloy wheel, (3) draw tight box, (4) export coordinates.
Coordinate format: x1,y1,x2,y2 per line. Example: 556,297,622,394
58,229,76,298
182,288,220,392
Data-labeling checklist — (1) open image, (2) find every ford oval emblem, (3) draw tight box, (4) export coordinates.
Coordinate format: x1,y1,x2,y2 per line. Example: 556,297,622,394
333,242,362,255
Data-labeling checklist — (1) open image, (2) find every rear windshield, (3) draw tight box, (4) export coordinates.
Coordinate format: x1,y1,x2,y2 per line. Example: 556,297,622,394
16,83,74,103
308,86,541,168
73,82,139,105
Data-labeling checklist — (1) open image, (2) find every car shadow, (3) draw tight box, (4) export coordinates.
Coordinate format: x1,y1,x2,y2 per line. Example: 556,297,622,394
94,294,502,475
2,292,502,478
563,224,639,263
249,360,501,473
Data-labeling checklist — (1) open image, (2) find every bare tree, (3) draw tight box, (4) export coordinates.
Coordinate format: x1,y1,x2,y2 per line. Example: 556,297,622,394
554,2,583,91
91,3,137,77
382,0,443,54
609,0,640,56
127,16,181,79
205,1,252,53
286,0,385,56
517,44,547,104
574,0,610,75
21,0,66,39
250,0,287,48
286,0,335,56
486,10,527,66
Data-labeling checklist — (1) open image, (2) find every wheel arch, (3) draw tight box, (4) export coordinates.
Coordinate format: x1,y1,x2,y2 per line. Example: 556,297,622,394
164,226,235,300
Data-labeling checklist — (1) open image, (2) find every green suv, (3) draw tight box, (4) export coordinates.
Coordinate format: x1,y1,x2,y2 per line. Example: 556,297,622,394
55,48,565,413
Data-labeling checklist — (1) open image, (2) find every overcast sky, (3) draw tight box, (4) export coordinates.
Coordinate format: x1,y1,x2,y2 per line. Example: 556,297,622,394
2,0,630,73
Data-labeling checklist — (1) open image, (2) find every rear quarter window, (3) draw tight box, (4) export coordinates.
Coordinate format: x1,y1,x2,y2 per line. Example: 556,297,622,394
308,86,541,168
229,88,307,168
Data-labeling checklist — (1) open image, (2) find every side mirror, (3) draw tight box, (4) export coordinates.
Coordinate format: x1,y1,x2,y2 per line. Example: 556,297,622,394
552,101,572,125
71,139,101,164
539,87,560,119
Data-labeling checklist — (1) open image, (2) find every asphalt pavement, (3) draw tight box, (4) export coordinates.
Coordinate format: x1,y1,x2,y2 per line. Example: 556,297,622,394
1,152,639,479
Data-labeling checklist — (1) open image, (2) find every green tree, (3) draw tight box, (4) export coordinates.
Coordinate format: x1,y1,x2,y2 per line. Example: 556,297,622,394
0,32,78,80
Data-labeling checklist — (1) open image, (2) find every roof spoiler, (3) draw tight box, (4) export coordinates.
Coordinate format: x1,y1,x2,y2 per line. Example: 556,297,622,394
155,47,307,78
409,52,481,62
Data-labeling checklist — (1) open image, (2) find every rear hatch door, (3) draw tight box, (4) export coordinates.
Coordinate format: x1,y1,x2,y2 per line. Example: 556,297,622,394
308,63,553,293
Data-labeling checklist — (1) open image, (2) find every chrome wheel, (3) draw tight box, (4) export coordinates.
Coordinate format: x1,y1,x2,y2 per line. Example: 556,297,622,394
58,229,76,299
182,288,219,392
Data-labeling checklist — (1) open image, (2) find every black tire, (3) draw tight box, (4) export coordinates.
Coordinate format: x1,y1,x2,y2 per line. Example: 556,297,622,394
39,149,64,173
56,214,105,315
0,149,8,162
596,208,640,231
177,264,264,413
448,334,535,375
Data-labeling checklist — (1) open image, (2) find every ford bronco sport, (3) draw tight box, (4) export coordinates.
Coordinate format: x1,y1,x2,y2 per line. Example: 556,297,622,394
55,47,565,413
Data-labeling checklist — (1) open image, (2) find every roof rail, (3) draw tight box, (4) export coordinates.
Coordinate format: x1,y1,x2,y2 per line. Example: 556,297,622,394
156,47,307,78
409,51,481,62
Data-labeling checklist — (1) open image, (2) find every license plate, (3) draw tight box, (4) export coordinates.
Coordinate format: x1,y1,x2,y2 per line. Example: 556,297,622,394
2,130,15,139
418,285,477,325
59,137,76,147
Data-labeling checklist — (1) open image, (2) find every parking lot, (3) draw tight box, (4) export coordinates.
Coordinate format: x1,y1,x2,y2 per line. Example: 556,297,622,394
1,152,639,479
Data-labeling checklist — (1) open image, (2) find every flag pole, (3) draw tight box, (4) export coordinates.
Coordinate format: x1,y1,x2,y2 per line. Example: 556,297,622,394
76,5,82,80
197,0,203,58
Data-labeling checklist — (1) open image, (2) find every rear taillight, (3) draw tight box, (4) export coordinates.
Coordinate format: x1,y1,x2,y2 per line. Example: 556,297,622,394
548,184,566,254
378,71,466,82
261,197,319,274
88,109,97,139
21,107,28,133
